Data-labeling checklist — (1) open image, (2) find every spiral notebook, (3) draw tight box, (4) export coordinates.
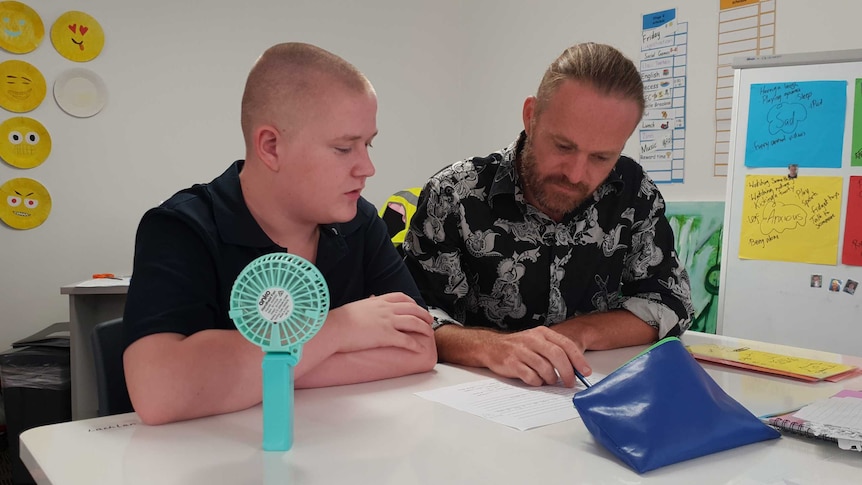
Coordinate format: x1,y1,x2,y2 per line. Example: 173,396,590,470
766,390,862,451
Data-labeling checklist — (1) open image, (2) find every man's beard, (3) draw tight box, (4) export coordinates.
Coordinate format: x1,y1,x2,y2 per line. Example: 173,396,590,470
518,136,590,219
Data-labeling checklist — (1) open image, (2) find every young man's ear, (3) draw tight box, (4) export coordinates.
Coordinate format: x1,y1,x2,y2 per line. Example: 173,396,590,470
255,125,281,172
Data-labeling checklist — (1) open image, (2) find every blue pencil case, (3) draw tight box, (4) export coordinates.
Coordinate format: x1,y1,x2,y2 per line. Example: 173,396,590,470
572,337,780,473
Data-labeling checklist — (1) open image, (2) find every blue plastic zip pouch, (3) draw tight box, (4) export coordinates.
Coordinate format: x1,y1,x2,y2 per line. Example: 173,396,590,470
572,337,780,473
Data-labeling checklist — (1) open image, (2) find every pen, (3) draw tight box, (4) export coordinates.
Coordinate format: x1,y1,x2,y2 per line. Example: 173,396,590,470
757,407,802,420
574,368,592,388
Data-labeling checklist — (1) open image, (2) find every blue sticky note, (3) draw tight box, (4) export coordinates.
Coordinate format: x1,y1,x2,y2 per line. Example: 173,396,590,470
643,9,675,30
745,80,847,168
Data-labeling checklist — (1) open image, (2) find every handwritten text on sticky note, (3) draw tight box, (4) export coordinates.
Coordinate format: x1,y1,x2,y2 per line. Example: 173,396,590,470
740,175,842,264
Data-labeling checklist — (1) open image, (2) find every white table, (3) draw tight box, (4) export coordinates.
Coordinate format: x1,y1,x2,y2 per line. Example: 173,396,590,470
20,332,862,484
61,280,129,419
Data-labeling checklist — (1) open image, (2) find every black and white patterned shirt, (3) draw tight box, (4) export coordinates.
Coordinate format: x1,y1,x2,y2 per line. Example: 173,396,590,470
403,134,693,338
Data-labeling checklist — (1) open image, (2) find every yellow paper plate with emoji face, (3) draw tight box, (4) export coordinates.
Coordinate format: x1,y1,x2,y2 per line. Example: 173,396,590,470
0,59,46,113
51,10,104,62
0,177,52,229
0,117,51,169
0,1,45,54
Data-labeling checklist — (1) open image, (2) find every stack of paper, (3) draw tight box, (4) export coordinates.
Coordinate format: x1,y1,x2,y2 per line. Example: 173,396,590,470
686,344,860,382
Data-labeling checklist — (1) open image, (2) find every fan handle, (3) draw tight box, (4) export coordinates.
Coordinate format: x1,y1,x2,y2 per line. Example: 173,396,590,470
262,352,299,451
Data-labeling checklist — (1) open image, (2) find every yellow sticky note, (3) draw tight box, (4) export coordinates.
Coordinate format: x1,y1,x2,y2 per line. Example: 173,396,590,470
739,175,842,264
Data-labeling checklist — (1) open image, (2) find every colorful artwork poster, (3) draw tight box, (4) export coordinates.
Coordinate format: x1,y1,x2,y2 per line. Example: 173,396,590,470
852,79,862,167
739,175,842,264
843,176,862,266
745,80,846,168
666,201,724,334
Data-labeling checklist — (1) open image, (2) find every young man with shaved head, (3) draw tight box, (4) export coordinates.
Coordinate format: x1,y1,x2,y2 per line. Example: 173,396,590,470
123,43,436,425
404,42,693,389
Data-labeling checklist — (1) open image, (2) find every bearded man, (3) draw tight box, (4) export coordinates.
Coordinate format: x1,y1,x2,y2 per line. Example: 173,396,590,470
403,42,693,388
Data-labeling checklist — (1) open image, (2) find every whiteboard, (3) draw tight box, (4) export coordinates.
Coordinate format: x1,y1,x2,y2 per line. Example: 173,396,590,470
717,49,862,356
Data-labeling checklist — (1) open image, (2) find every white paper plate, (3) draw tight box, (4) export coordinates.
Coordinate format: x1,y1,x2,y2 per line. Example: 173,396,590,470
53,68,107,118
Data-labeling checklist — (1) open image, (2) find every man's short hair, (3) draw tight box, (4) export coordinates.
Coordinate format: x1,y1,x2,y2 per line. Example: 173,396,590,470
240,42,372,143
535,42,645,117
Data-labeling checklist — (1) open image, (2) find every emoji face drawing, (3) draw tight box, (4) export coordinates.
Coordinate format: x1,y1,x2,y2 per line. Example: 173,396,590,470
51,11,104,62
0,59,46,113
0,177,52,229
0,117,51,169
0,1,44,54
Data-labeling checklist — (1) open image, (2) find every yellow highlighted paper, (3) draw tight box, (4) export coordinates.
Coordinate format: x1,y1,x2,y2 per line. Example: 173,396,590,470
687,344,855,381
739,175,842,264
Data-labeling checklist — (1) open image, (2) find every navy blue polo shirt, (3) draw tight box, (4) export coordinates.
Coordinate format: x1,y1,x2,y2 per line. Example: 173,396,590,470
123,161,424,347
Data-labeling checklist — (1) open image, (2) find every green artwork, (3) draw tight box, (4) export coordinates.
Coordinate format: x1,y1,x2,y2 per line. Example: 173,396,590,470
665,201,724,334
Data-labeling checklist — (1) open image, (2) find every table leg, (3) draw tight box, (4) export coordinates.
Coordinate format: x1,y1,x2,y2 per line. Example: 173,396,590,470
68,294,127,420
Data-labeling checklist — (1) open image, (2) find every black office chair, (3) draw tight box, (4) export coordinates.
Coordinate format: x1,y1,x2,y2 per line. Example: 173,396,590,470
90,317,134,416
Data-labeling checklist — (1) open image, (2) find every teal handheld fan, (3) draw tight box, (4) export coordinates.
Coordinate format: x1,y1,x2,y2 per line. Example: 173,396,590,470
228,253,329,451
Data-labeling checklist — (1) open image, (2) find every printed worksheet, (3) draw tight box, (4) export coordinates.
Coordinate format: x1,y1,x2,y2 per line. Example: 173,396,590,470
415,374,605,431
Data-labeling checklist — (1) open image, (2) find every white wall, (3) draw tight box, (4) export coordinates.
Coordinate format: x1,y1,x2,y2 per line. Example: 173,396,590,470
2,0,861,351
0,0,464,350
455,1,862,202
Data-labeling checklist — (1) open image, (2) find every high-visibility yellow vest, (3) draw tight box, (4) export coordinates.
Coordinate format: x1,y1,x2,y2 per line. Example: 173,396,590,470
378,187,421,247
